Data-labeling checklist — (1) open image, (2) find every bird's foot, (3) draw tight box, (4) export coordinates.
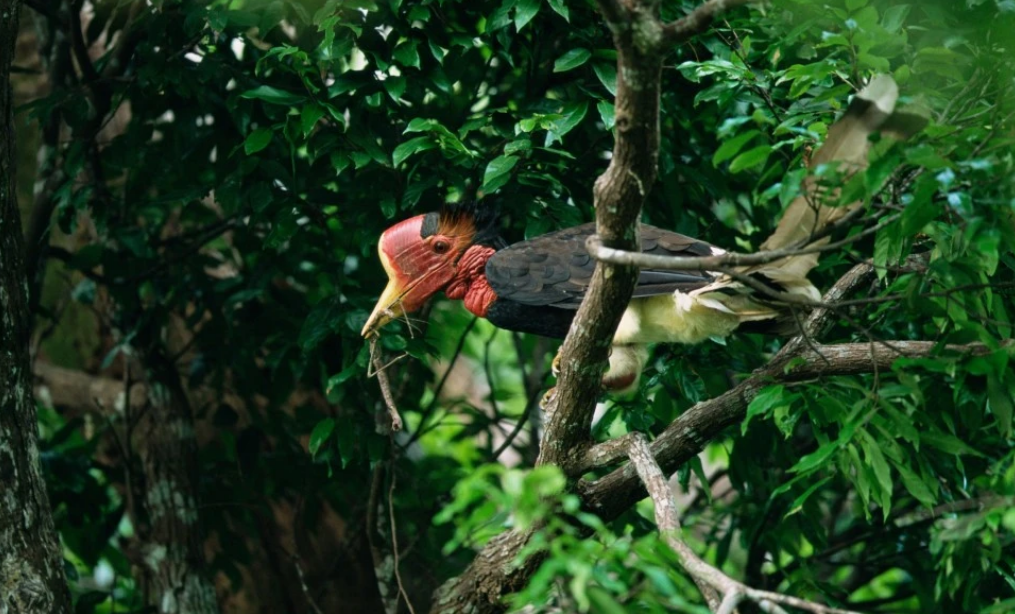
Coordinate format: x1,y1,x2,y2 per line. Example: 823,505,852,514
551,345,611,379
540,386,557,410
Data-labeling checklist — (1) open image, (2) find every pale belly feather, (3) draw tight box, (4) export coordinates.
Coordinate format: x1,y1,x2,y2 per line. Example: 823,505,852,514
613,293,743,346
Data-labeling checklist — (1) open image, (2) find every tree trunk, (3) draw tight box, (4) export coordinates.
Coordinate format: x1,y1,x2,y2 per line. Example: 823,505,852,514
135,352,222,614
0,0,73,611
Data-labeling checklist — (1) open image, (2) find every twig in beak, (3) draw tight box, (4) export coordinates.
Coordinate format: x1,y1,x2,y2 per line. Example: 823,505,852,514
370,336,404,432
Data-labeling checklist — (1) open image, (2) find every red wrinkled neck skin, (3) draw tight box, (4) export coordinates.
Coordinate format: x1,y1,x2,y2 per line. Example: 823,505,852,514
444,245,497,317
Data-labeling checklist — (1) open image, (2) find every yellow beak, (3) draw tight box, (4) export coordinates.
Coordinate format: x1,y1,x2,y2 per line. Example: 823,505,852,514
361,277,405,338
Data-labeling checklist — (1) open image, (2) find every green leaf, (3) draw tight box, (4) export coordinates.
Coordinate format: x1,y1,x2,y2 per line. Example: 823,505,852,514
689,456,712,505
384,75,406,100
336,421,356,468
743,385,787,434
514,0,540,30
240,85,306,106
309,418,336,456
786,476,834,516
922,430,984,457
392,40,420,69
301,103,326,136
848,444,871,510
392,136,436,167
988,373,1014,437
592,62,617,96
554,48,591,72
404,117,436,134
547,0,569,21
900,174,941,235
906,144,950,170
728,145,772,173
882,4,910,32
327,365,359,393
789,441,840,475
504,138,531,155
586,587,625,614
713,130,759,166
244,127,273,155
597,100,615,130
861,432,893,516
546,101,588,145
483,155,519,193
894,461,936,508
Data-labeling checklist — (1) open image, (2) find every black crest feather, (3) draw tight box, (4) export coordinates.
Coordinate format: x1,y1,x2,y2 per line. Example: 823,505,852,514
435,201,502,247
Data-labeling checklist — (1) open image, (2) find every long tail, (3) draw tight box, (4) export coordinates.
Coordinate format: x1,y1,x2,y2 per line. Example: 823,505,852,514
756,74,927,278
698,74,927,329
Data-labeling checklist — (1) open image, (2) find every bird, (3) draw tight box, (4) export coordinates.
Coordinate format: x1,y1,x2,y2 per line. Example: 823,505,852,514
360,74,926,396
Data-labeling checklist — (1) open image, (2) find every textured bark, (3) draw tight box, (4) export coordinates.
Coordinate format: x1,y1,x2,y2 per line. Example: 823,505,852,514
428,529,539,614
431,2,756,612
136,353,221,614
537,1,665,472
0,0,73,611
578,340,995,518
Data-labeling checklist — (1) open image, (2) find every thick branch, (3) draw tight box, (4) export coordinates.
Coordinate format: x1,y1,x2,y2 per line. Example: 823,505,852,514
34,361,147,415
1,0,74,609
662,0,753,46
579,339,996,518
539,0,759,473
539,0,667,472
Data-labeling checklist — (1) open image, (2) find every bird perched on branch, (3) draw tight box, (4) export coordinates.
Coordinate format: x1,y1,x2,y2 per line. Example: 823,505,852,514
360,75,925,396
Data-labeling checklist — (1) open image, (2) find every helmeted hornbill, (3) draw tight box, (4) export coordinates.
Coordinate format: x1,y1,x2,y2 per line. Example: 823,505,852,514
360,75,925,394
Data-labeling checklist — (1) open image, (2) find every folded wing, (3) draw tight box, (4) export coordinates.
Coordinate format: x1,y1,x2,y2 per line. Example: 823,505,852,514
485,223,718,309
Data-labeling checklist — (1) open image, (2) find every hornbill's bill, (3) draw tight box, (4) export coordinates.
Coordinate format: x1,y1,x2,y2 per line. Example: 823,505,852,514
360,75,926,394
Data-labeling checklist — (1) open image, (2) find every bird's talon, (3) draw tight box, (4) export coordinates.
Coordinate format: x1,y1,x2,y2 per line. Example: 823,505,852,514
551,349,562,378
540,386,557,410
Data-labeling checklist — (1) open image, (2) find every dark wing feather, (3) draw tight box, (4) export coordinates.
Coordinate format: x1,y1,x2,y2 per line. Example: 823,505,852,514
485,223,716,310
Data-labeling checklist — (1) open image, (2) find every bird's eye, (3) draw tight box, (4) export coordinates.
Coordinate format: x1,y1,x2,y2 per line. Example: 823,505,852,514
434,240,450,254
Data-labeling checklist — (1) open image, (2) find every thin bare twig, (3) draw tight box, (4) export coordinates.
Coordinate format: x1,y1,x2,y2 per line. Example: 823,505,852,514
585,208,894,273
291,555,325,614
370,337,404,432
388,465,417,614
490,387,541,461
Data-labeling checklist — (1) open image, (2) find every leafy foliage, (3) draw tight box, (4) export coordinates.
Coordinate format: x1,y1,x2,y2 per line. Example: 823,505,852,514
14,0,1015,612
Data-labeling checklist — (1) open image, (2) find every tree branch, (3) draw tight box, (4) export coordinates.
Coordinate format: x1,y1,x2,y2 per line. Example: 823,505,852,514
579,339,998,519
629,432,864,614
585,208,892,273
369,337,405,433
33,360,147,415
536,0,667,472
626,433,722,610
662,0,754,46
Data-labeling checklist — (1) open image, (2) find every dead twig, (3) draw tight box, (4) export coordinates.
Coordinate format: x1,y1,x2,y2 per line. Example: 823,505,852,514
626,433,862,614
388,463,417,614
370,337,404,432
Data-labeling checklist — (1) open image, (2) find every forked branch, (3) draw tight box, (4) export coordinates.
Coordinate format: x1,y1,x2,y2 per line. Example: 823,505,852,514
627,433,863,614
662,0,755,45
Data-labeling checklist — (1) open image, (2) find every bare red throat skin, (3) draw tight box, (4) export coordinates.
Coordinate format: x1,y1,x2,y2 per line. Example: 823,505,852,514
444,245,497,317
